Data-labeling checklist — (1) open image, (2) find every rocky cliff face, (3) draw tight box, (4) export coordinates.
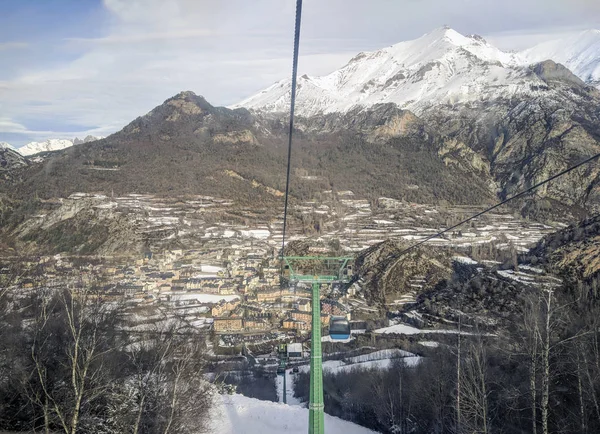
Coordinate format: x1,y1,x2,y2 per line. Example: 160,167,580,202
352,240,452,310
13,196,143,256
0,146,28,184
527,214,600,294
422,63,600,218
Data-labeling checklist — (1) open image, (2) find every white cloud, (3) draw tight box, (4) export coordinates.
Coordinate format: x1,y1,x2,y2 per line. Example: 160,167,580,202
0,116,108,142
65,29,215,45
0,0,598,145
0,42,28,51
0,118,28,133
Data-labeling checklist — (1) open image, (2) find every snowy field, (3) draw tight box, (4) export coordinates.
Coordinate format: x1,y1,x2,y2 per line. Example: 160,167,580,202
276,369,303,406
325,357,421,373
206,394,379,434
293,349,421,375
58,191,558,256
375,323,475,335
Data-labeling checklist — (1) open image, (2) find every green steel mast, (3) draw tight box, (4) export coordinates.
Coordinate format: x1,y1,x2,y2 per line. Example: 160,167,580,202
283,256,352,434
308,279,324,432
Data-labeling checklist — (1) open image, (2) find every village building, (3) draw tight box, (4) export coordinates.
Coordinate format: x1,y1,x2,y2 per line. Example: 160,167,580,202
244,319,270,331
213,317,243,332
211,299,240,317
256,289,283,302
283,319,309,331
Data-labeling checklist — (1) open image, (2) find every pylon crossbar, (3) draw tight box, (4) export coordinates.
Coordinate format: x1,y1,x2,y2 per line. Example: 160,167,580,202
283,256,352,284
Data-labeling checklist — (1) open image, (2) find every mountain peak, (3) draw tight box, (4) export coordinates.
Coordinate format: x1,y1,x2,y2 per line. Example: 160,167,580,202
173,90,198,99
166,91,214,114
18,139,74,156
236,26,523,116
531,59,587,88
426,26,464,41
0,142,15,151
521,29,600,87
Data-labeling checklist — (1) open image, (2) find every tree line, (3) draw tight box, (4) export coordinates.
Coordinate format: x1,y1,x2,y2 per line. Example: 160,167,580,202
0,284,212,434
295,282,600,434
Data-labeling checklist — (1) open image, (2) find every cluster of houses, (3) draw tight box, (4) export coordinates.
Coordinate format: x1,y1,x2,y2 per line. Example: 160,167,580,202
7,248,353,341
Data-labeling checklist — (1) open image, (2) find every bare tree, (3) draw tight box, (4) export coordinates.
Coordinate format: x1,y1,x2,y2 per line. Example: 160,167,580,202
520,290,542,434
28,288,123,434
123,314,211,434
456,316,462,433
459,336,490,434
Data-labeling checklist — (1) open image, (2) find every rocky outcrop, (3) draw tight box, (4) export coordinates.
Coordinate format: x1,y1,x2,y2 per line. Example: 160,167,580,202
353,240,452,310
527,214,600,292
531,60,588,88
0,147,27,173
422,70,600,217
14,196,143,255
365,111,420,143
213,130,259,145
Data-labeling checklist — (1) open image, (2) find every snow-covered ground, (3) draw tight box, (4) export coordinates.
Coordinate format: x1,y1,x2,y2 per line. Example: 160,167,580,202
326,357,421,374
207,394,379,434
375,322,475,335
50,191,558,258
293,349,421,375
453,256,479,265
276,369,302,406
419,341,440,348
345,349,414,363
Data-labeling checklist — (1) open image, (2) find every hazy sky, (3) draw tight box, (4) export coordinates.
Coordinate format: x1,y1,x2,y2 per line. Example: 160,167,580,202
0,0,598,146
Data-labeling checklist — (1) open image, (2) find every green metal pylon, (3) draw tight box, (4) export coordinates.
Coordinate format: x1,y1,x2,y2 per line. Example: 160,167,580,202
309,281,324,434
281,256,352,434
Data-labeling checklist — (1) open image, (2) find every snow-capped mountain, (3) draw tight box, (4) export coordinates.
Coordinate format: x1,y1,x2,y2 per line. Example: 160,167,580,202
236,26,600,117
18,139,74,156
0,142,16,151
235,27,546,116
0,142,27,172
17,135,102,157
521,30,600,88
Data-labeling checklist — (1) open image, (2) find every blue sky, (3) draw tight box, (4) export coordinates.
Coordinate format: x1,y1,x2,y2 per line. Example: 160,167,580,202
1,0,599,147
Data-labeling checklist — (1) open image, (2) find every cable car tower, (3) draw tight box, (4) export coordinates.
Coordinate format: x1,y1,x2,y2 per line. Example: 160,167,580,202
278,1,352,431
283,256,352,434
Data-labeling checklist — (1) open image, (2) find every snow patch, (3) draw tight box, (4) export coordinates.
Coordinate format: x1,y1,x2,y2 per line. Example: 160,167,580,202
208,394,378,434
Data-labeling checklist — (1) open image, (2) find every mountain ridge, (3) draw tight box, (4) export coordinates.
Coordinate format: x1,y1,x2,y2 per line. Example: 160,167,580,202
521,29,600,88
2,27,600,255
236,27,599,116
0,91,497,207
16,135,103,157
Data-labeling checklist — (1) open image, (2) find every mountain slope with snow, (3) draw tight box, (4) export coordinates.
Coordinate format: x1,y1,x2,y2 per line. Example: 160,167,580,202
0,144,28,172
236,27,543,116
521,30,600,88
18,139,74,156
17,135,102,156
0,142,16,151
